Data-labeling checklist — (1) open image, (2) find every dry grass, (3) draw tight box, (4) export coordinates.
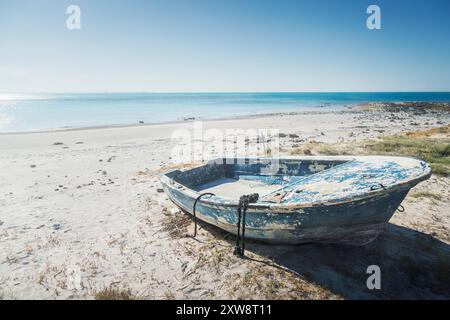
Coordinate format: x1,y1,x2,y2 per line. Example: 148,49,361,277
290,141,354,156
46,234,61,247
410,191,443,201
405,124,450,138
157,161,204,175
363,136,450,176
291,126,450,176
227,264,337,300
178,237,337,299
161,210,193,239
163,291,176,300
94,286,138,300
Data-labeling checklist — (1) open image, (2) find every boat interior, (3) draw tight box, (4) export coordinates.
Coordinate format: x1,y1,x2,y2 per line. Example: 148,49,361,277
166,158,350,199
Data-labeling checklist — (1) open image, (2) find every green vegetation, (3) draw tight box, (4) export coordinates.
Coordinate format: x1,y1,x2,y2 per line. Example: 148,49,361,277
291,127,450,176
363,136,450,176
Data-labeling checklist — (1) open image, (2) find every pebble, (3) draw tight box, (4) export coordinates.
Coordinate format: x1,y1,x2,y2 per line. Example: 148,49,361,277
157,188,164,193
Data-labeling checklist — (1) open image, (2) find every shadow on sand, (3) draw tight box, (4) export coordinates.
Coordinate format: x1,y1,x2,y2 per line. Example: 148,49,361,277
198,220,450,299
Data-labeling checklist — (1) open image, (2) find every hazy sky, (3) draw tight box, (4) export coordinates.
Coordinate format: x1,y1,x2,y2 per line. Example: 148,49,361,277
0,0,449,92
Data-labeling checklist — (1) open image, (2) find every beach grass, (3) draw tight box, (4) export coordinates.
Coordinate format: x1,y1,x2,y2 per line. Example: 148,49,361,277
362,136,450,176
291,125,450,176
94,287,138,300
410,191,443,201
161,209,192,239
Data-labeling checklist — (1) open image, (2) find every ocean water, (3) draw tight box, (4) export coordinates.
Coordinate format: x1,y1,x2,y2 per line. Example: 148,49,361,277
0,92,449,133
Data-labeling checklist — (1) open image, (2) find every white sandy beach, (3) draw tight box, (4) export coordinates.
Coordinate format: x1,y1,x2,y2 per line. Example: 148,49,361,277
1,109,449,299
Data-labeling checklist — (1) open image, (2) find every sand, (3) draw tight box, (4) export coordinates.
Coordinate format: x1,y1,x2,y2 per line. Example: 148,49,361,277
0,108,449,300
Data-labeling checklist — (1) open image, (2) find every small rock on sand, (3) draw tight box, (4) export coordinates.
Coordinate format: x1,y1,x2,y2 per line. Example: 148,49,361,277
30,164,36,168
53,142,64,146
157,188,164,193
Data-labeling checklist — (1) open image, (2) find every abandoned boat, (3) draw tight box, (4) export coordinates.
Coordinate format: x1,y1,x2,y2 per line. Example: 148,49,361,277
160,156,431,245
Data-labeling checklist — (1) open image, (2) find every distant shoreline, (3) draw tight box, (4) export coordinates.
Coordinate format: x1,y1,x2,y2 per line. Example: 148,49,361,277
1,100,450,135
0,109,350,135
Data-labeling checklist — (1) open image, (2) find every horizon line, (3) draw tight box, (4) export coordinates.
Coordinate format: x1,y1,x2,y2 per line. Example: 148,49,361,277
2,91,450,95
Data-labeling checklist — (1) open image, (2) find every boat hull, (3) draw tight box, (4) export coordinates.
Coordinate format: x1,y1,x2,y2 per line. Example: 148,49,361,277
160,156,431,245
162,182,409,245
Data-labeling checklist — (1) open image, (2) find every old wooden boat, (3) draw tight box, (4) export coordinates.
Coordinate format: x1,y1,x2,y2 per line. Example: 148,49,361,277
160,156,431,245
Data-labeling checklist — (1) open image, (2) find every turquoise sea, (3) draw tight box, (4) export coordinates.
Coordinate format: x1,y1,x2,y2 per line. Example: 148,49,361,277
0,92,449,133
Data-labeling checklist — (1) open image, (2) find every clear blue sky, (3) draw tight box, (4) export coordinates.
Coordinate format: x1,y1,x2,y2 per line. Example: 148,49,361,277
0,0,449,92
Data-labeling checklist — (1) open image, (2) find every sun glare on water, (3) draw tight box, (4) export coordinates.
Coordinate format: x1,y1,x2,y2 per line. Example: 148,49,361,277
0,93,47,101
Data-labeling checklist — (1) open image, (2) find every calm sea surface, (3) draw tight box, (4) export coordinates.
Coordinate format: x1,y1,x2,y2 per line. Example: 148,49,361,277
1,92,449,132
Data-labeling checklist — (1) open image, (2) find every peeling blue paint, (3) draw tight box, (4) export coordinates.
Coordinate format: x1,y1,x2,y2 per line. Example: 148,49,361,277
160,156,431,245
